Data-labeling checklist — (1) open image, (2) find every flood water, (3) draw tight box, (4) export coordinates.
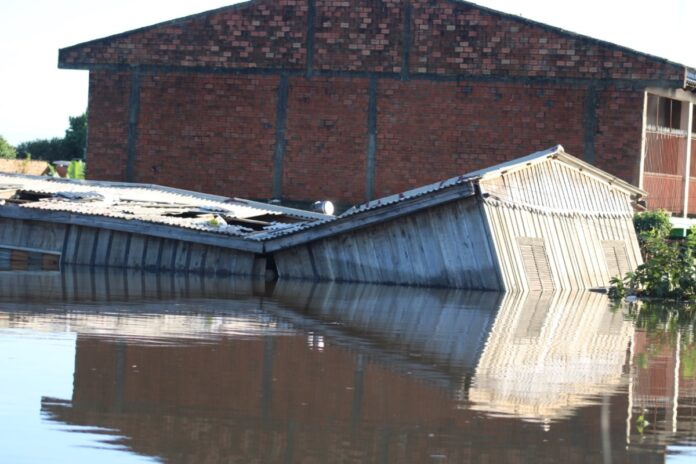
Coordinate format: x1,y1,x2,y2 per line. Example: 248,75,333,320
1,269,695,463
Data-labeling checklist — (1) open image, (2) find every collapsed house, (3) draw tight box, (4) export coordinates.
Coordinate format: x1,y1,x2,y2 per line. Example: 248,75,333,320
0,146,643,290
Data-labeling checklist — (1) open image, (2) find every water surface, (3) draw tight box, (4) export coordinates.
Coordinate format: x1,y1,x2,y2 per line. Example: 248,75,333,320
1,269,695,463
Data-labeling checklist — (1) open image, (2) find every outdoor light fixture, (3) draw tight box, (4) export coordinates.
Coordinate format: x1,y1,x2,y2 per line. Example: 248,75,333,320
313,200,335,216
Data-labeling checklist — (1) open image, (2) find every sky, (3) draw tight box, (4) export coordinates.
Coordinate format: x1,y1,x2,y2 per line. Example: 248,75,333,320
0,0,694,146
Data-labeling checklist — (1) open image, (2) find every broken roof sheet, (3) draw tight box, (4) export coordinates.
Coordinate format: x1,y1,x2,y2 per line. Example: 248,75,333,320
0,173,330,238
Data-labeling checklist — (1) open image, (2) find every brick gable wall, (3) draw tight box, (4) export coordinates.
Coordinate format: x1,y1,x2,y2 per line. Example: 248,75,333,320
65,0,685,203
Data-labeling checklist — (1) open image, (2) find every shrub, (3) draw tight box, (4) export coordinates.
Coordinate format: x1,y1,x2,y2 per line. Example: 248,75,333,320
634,210,672,241
610,225,696,301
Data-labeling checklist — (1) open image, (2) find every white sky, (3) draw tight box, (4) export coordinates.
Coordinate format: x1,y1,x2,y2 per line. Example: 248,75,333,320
0,0,693,146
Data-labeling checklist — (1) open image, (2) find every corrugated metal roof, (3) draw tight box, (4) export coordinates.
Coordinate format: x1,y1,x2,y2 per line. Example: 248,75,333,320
340,146,563,218
248,217,335,241
0,146,645,244
0,173,330,219
251,145,646,242
0,173,326,238
342,144,646,218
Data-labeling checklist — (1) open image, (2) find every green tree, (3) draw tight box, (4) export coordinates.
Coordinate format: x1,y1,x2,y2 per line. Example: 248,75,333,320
14,111,87,162
16,137,67,161
0,135,17,159
634,210,672,241
63,112,87,160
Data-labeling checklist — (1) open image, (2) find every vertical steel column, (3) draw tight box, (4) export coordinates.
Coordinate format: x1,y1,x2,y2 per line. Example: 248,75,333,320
683,102,694,218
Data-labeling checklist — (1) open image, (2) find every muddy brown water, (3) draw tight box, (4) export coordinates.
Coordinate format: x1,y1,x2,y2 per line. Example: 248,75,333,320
1,269,695,463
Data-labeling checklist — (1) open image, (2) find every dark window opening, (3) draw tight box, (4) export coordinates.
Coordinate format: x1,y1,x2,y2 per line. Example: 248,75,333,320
647,94,684,131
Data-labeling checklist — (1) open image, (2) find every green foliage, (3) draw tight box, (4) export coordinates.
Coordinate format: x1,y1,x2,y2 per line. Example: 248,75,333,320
608,275,627,300
610,211,696,302
682,345,696,379
63,113,87,160
624,298,696,332
15,111,87,162
635,413,649,435
634,210,672,241
66,160,86,180
610,230,696,301
16,137,67,162
0,135,17,159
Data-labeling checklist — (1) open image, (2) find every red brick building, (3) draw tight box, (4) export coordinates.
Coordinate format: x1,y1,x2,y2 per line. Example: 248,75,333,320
59,0,696,211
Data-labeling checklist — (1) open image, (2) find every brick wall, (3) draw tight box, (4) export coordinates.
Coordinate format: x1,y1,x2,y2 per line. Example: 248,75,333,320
314,0,404,72
87,71,130,181
69,0,685,204
408,0,682,80
376,80,586,196
134,73,278,198
284,76,369,203
594,86,645,184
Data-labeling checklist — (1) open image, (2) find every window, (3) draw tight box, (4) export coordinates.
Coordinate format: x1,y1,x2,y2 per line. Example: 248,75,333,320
517,237,554,291
647,94,684,131
601,240,629,279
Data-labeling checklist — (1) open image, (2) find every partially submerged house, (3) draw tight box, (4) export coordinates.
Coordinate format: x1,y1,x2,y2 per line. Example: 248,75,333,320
58,0,695,219
0,146,643,290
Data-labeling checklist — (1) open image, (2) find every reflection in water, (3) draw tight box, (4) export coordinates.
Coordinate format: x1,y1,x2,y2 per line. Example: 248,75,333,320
470,291,633,422
0,270,694,463
629,329,696,454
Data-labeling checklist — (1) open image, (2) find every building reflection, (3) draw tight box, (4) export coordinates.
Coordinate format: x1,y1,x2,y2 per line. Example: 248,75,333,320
470,291,633,422
628,329,696,451
1,271,693,462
